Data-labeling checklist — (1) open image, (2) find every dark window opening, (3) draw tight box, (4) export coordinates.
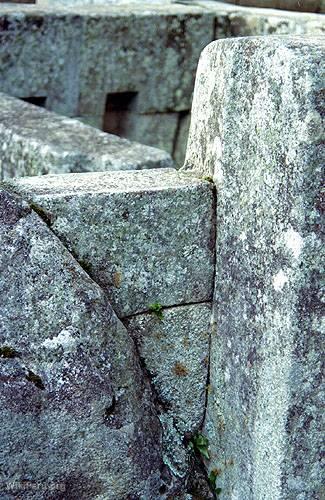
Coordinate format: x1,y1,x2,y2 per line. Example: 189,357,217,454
103,91,138,137
21,96,47,108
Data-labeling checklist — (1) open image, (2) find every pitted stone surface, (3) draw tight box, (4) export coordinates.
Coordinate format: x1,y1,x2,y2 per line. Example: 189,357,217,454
0,3,214,116
184,36,324,499
4,168,215,317
125,303,212,478
0,93,172,179
0,188,168,499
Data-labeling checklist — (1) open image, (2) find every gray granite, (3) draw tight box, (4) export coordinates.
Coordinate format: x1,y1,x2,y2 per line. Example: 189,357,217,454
125,302,212,479
216,0,324,13
184,36,324,499
4,168,215,318
0,188,170,499
0,93,173,179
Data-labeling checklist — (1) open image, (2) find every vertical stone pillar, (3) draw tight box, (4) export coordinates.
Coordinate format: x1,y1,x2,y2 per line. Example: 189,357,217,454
183,36,324,498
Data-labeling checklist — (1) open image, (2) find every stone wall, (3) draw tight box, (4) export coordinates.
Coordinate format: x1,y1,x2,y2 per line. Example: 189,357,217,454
1,168,215,497
0,32,323,499
221,0,324,13
0,1,323,166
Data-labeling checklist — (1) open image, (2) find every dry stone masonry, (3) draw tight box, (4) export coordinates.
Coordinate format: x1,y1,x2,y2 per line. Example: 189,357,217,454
0,0,324,498
0,1,324,165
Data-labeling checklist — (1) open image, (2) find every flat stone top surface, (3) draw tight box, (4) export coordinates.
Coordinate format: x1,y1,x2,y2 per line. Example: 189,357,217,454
0,93,172,168
0,2,205,15
0,0,323,19
5,168,207,197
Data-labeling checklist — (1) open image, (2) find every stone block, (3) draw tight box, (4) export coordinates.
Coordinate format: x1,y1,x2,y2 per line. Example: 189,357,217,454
78,3,215,114
194,1,325,37
183,36,324,498
218,0,324,13
0,188,169,498
125,302,212,478
0,93,173,179
0,5,83,116
4,168,215,318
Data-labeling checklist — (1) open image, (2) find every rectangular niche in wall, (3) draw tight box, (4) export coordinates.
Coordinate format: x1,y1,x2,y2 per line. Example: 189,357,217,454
21,96,47,108
103,92,138,137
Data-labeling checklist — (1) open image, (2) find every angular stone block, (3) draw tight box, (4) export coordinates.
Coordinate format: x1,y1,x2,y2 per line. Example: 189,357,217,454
0,93,173,179
4,169,215,318
125,302,212,478
184,36,324,498
0,188,168,498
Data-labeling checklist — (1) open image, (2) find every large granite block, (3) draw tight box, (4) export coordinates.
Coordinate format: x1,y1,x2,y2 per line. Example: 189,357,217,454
4,168,215,318
0,93,172,179
0,188,169,498
78,4,214,114
125,302,212,478
0,6,83,116
183,36,324,498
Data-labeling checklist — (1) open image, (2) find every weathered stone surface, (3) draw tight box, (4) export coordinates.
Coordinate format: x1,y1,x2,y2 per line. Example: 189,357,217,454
4,168,215,318
184,36,324,499
125,303,212,478
193,1,325,37
218,0,324,14
0,6,83,116
0,188,169,499
78,3,214,115
0,93,173,179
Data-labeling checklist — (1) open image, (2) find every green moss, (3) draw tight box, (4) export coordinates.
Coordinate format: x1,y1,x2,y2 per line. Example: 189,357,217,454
189,432,210,460
0,345,19,358
202,176,214,183
148,302,164,320
208,469,222,496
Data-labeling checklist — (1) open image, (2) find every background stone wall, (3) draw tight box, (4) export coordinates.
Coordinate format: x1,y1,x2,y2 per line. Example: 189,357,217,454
0,1,323,167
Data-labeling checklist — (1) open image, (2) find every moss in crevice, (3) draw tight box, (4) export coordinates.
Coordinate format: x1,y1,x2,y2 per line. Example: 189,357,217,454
0,345,20,358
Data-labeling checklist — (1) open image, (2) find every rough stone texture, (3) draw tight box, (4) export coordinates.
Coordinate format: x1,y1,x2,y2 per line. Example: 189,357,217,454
0,6,83,117
174,112,191,168
4,168,215,318
219,0,324,13
0,93,173,179
183,36,324,499
0,3,214,115
0,2,323,163
125,303,212,479
0,188,170,499
78,4,214,115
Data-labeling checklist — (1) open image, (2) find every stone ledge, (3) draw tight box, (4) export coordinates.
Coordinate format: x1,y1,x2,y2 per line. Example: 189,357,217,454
0,93,173,179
